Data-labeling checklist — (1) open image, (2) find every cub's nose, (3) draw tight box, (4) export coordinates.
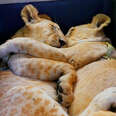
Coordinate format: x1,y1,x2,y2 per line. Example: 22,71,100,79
59,39,66,46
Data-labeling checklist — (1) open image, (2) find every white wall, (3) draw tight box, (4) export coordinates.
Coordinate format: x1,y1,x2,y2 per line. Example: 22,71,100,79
0,0,55,4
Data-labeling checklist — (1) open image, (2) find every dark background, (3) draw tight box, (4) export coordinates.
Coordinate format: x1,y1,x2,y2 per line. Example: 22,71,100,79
112,0,116,43
0,0,113,45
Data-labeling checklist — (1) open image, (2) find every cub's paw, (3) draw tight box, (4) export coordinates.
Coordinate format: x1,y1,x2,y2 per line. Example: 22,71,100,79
57,80,74,107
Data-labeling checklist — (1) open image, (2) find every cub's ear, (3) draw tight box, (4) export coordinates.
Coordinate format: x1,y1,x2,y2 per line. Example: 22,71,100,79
39,14,52,21
21,4,40,25
91,14,111,31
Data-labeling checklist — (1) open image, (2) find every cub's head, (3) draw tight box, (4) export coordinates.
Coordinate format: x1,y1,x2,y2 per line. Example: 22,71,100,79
66,14,111,47
13,4,66,48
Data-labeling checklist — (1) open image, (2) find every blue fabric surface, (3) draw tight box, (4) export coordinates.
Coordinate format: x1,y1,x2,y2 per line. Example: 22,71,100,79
0,0,112,44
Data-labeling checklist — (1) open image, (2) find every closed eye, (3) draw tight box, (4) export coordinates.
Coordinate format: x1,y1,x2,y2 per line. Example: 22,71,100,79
50,24,60,31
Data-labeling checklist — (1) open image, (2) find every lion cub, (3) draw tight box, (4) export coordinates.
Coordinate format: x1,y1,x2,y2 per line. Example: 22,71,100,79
0,5,77,108
12,4,66,48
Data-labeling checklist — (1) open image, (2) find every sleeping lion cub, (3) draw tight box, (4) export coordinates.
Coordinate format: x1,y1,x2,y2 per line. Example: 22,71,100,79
66,14,116,116
0,4,115,116
0,4,75,116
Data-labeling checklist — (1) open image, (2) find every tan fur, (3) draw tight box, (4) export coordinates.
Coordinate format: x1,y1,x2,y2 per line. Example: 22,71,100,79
65,14,111,47
39,14,52,20
0,6,114,116
12,4,66,48
90,111,116,116
79,87,116,116
61,42,109,69
0,4,77,112
0,37,110,69
0,71,68,116
65,14,116,116
69,59,116,116
8,54,76,107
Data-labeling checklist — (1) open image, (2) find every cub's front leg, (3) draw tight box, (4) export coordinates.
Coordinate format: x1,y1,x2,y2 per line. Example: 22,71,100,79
0,37,67,62
8,54,77,107
79,87,116,116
